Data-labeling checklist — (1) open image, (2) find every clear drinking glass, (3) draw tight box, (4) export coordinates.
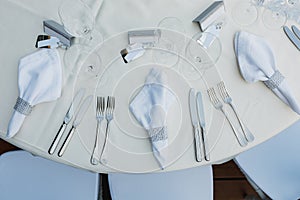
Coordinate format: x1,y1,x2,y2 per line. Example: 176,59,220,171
59,0,103,78
232,1,258,26
152,17,186,67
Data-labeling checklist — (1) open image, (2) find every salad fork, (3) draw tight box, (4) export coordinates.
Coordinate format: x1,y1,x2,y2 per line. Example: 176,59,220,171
217,81,254,142
91,97,105,165
100,96,115,164
207,87,247,147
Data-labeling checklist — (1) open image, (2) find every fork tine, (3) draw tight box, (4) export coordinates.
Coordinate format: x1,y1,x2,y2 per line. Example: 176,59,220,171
102,97,105,113
112,97,115,110
208,88,216,104
96,96,100,113
218,81,230,99
107,96,110,113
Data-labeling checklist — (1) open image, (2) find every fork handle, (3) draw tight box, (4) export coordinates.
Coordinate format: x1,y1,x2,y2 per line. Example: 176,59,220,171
229,103,255,143
221,108,247,147
91,120,102,165
100,121,110,165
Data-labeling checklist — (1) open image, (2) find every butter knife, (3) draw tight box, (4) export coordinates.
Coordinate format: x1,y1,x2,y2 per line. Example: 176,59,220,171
58,95,93,157
196,91,210,161
292,25,300,41
283,26,300,51
189,88,204,162
48,88,85,155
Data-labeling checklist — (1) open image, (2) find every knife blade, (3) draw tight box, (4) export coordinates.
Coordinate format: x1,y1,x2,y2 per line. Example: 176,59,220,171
58,95,93,157
48,88,86,155
189,88,203,162
292,25,300,41
196,91,210,161
283,26,300,51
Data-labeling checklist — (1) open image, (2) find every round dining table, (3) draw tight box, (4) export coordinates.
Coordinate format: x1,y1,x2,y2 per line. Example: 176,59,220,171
0,0,299,173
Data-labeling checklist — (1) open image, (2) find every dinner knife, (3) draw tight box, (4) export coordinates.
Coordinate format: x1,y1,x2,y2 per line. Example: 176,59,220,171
48,88,86,155
196,91,210,161
189,88,204,162
292,25,300,41
283,26,300,51
58,95,93,157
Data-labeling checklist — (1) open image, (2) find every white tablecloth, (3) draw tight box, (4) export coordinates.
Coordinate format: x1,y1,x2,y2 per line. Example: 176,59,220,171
0,0,299,173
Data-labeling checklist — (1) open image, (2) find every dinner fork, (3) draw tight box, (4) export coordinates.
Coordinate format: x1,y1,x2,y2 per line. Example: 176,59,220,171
90,97,105,165
100,96,115,164
217,81,254,143
207,87,247,147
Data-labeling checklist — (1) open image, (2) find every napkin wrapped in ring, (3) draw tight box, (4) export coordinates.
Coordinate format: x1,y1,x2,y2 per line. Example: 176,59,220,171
7,49,62,138
129,68,175,169
234,31,300,115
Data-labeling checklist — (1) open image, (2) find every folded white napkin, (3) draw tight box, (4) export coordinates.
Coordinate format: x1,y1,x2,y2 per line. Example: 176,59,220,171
129,68,175,169
234,31,300,115
7,49,62,138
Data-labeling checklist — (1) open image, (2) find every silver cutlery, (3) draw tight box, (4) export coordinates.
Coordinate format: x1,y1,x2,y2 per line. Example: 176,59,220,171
58,95,93,157
100,96,115,164
48,88,85,155
207,87,247,147
283,25,300,51
292,25,300,40
90,97,105,165
196,91,210,161
217,81,254,143
189,88,204,162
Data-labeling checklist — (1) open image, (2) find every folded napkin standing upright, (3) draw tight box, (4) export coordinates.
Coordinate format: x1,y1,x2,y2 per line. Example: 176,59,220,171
7,49,62,138
129,68,175,169
234,31,300,115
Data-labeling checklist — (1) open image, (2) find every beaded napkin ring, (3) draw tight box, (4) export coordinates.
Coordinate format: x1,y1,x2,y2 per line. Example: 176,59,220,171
14,97,33,116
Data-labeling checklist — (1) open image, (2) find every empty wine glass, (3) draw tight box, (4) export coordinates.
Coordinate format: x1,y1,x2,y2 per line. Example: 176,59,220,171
63,44,102,79
59,0,95,40
152,17,186,67
262,8,287,29
185,32,222,66
232,1,258,26
183,32,221,80
59,0,103,77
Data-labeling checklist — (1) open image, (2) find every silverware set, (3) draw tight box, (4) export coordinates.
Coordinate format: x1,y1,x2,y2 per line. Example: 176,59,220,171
90,96,115,165
283,25,300,51
48,88,115,161
189,89,210,162
207,81,254,147
48,88,92,156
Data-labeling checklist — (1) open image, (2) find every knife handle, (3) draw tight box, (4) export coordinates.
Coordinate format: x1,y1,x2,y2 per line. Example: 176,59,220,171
48,122,67,155
58,126,76,157
194,126,203,162
201,127,210,161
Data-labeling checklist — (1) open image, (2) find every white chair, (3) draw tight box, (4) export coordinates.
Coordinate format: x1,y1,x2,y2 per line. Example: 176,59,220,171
0,150,99,200
235,120,300,200
108,165,213,200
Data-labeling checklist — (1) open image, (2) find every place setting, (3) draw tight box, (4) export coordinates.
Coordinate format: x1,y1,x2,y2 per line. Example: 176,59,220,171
4,0,300,176
67,25,230,172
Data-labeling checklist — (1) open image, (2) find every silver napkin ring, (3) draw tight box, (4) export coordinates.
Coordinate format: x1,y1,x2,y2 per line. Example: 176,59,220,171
264,71,285,90
14,97,33,115
149,126,168,142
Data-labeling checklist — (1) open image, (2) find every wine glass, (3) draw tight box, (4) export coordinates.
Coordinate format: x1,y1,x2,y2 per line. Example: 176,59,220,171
152,17,186,67
59,0,95,40
231,1,258,26
63,44,102,79
262,8,287,29
59,0,103,77
185,32,222,67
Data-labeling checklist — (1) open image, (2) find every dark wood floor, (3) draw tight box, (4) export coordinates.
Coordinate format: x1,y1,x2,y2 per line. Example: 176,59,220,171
0,139,259,199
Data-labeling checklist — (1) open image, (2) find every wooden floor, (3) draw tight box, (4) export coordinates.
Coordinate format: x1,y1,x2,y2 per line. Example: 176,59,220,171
0,139,259,199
